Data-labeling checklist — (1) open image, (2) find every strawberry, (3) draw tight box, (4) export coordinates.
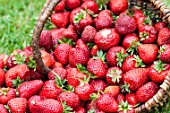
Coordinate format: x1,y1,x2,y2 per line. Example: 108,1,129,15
8,98,27,113
30,99,63,113
96,93,118,112
90,45,99,57
123,68,149,91
76,107,86,113
82,0,94,2
115,14,137,35
154,21,167,31
157,28,170,46
18,80,43,99
54,0,65,12
133,10,145,20
39,30,52,51
118,101,135,113
29,70,44,80
138,44,158,64
94,28,120,51
48,67,67,80
66,0,81,10
104,85,120,97
90,79,107,93
0,69,5,87
159,44,170,63
40,50,53,68
106,46,128,67
0,54,8,69
51,11,70,28
0,104,8,113
52,61,63,69
106,67,123,84
76,39,89,52
110,0,128,15
125,93,138,106
94,10,114,30
54,43,72,65
149,60,170,83
81,1,99,14
122,55,145,72
136,82,159,103
87,50,107,78
57,92,80,109
6,55,17,69
81,25,97,43
0,88,16,104
116,94,125,104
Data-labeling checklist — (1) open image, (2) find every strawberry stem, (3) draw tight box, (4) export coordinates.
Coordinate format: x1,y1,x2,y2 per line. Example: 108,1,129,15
153,60,166,73
95,0,109,10
12,76,24,88
120,83,131,93
127,40,140,55
118,101,133,112
134,55,145,68
73,10,86,24
62,101,74,113
116,50,128,67
107,69,122,83
93,50,106,62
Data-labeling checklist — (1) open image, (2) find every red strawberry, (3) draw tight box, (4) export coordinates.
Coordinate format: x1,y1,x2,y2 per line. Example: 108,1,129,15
136,82,159,103
96,93,118,112
87,50,107,78
54,43,72,65
106,67,123,84
76,39,89,52
81,25,97,43
52,61,63,69
115,14,137,35
138,44,158,64
40,50,53,68
0,54,8,69
29,70,44,80
51,11,70,28
123,68,149,91
48,67,67,80
149,60,170,83
118,101,135,113
54,0,65,12
94,10,114,30
39,30,52,51
30,99,63,113
90,45,99,57
94,28,120,51
106,46,127,67
125,93,138,106
116,94,125,104
8,98,27,113
76,107,86,113
66,0,81,10
110,0,128,15
57,92,80,109
154,21,167,31
104,85,120,97
18,80,43,99
122,55,145,72
81,1,99,14
159,44,170,63
0,104,8,113
133,10,145,20
90,79,107,93
157,28,170,46
82,0,94,2
0,69,5,87
0,88,16,104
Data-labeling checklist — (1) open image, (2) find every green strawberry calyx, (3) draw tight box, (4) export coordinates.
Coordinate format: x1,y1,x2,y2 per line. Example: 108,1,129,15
0,87,10,96
90,91,101,101
107,69,122,83
87,109,95,113
116,50,128,67
143,16,152,25
118,101,133,113
58,37,75,46
74,10,87,24
12,76,24,88
139,32,149,41
153,60,166,73
62,101,74,113
133,55,145,68
93,50,106,63
95,0,110,10
52,71,66,89
120,83,131,93
158,45,166,58
127,40,141,55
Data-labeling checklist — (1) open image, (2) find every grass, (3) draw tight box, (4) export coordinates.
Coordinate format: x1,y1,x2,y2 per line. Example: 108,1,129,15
0,0,170,112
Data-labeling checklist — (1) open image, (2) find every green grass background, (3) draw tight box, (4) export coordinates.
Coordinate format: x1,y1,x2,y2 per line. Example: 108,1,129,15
0,0,170,112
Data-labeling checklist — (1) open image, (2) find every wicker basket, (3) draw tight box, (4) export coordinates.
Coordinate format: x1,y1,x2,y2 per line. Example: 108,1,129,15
31,0,170,112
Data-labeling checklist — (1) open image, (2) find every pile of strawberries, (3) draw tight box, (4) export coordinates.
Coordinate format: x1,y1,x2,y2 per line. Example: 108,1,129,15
0,0,170,112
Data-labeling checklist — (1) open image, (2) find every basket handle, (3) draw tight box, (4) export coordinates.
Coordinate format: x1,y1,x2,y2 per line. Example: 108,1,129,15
32,0,61,74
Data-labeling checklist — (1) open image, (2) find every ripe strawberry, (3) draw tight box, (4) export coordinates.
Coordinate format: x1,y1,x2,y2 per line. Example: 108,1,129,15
30,99,63,113
123,68,149,91
110,0,128,15
81,25,97,43
0,69,5,87
94,28,120,51
82,0,94,2
76,107,86,113
81,1,99,14
54,43,72,65
106,67,123,84
149,60,170,83
39,30,52,51
133,10,145,20
0,88,16,104
52,61,63,69
90,79,107,93
30,69,44,80
104,85,120,97
116,94,125,104
118,101,135,113
57,92,80,109
159,44,170,63
125,93,138,106
0,54,8,69
51,11,70,28
157,28,170,46
136,82,159,103
66,0,81,10
138,44,158,64
115,14,137,35
40,50,53,68
18,80,43,99
90,45,99,57
0,104,8,113
8,98,27,113
48,67,67,80
76,39,89,52
154,21,167,31
87,50,107,78
94,10,114,30
54,0,65,12
96,93,118,112
106,46,128,67
6,55,17,69
122,55,145,72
